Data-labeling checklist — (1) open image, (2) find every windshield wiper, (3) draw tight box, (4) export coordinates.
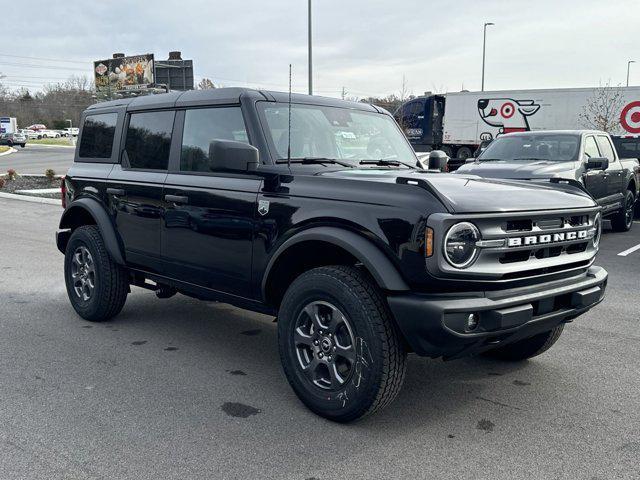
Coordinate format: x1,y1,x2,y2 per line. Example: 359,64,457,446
276,157,355,167
359,159,415,168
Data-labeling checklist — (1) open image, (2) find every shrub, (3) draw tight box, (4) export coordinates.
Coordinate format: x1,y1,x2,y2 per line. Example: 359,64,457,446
45,168,56,181
6,169,17,181
0,177,4,189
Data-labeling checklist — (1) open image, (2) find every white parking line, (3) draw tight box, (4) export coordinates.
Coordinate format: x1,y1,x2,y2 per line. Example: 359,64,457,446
618,243,640,257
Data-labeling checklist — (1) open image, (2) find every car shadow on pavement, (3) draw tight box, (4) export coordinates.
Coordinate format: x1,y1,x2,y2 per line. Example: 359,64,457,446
96,290,571,428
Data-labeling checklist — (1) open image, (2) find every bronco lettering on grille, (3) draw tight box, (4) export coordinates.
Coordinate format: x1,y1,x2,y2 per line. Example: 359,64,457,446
507,229,588,247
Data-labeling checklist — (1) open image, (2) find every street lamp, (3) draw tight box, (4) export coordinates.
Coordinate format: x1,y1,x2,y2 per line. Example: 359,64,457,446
481,22,494,92
627,60,635,87
308,0,313,95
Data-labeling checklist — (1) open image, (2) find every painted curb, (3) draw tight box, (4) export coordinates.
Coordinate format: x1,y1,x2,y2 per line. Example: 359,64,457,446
27,143,75,149
0,191,61,206
0,147,17,157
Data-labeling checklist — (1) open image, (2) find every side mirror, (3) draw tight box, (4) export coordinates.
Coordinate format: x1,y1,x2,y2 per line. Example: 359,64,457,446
428,150,449,171
585,157,609,171
209,140,259,172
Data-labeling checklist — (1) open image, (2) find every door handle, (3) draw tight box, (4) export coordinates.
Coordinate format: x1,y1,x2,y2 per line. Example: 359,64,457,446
106,188,125,196
164,194,189,204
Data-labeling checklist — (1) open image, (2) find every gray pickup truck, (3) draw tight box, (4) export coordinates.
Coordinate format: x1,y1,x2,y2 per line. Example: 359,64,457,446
456,130,640,231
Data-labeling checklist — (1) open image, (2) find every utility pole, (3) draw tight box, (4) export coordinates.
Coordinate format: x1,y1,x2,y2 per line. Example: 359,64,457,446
341,86,347,100
308,0,313,95
481,22,494,92
627,60,635,87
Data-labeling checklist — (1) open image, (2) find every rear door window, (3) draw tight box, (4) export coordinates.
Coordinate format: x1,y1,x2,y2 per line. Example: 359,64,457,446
79,113,118,159
124,111,175,170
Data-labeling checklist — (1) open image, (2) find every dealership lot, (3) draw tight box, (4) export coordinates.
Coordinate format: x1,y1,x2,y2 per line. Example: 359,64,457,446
0,197,637,479
0,145,73,175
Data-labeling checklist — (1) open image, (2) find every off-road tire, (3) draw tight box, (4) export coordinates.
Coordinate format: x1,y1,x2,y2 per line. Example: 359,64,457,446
611,190,635,232
278,265,407,422
482,324,565,361
64,225,129,322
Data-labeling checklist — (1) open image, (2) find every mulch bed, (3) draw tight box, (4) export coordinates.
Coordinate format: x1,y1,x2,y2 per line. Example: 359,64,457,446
0,175,61,199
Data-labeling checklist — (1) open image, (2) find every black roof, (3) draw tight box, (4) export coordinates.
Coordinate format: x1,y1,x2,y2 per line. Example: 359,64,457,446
87,87,380,113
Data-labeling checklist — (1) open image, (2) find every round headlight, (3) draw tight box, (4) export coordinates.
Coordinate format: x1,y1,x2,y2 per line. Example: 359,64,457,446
444,222,480,268
592,212,602,249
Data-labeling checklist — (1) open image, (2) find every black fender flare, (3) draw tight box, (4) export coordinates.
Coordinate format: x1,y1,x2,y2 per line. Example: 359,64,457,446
261,227,410,298
59,198,125,265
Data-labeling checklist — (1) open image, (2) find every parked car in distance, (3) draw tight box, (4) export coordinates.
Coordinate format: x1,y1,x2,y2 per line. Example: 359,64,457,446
0,132,27,148
26,124,47,131
56,89,608,422
456,130,639,231
64,127,79,137
41,129,62,138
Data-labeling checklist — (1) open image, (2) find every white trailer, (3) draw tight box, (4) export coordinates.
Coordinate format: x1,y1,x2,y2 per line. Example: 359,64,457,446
396,86,640,162
442,87,640,148
0,117,18,134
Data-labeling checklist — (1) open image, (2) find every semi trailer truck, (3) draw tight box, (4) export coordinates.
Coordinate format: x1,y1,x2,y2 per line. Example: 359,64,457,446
394,86,640,166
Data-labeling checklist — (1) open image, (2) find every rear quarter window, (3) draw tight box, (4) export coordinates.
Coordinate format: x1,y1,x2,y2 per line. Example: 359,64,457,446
78,113,118,160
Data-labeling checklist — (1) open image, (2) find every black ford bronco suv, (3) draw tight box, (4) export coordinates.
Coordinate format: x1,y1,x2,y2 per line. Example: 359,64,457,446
57,88,608,422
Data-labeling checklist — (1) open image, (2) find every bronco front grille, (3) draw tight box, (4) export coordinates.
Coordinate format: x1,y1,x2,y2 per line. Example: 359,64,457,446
427,207,600,281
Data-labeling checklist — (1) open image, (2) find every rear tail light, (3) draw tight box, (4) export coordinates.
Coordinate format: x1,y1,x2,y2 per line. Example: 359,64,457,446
60,176,66,209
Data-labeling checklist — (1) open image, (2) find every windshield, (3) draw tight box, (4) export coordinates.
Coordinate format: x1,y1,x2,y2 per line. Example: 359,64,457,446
258,102,417,166
478,134,580,162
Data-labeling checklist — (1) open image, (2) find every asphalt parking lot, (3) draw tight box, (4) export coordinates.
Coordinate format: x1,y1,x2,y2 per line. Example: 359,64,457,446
0,145,74,175
0,197,639,480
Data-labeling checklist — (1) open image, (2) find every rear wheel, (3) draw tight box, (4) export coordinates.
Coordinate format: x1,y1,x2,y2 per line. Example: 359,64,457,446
456,146,473,160
611,190,635,232
64,225,129,322
278,266,407,422
482,324,564,361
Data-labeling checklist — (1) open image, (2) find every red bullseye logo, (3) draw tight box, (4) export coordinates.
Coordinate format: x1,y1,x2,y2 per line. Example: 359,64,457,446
620,101,640,133
500,102,515,119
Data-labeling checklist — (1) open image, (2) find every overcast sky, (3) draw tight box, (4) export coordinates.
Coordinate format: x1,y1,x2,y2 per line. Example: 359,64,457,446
2,0,639,98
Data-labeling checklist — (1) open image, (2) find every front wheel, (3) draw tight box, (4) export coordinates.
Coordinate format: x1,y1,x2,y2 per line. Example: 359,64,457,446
482,324,564,361
611,190,635,232
278,266,407,422
64,225,129,322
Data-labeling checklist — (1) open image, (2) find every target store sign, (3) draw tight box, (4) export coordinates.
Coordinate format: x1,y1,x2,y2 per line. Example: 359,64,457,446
620,101,640,134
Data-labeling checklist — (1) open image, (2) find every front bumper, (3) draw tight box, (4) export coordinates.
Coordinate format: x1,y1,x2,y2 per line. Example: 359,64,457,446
387,266,607,359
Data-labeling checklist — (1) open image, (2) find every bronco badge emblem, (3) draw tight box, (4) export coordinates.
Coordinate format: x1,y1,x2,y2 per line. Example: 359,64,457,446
258,200,270,216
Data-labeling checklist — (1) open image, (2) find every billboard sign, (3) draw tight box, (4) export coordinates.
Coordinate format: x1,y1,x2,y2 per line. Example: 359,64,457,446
94,54,155,94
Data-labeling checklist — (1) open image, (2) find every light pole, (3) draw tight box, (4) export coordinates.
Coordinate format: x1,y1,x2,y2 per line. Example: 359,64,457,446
627,60,635,87
481,22,494,92
308,0,313,95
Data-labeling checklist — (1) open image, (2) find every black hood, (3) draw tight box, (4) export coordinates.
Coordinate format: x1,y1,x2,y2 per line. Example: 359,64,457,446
316,168,596,214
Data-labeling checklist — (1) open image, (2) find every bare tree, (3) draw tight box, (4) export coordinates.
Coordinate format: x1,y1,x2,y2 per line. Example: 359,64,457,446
197,78,216,90
578,81,625,134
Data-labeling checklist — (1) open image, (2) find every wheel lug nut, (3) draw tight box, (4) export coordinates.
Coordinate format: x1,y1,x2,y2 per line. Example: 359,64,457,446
333,346,336,351
327,356,332,362
313,340,319,346
318,352,324,358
